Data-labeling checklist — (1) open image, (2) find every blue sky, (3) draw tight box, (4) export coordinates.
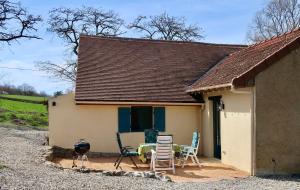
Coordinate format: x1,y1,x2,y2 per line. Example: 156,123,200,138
0,0,267,95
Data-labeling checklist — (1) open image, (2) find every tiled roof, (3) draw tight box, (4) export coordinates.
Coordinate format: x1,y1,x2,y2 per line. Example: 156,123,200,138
188,29,300,92
75,35,244,103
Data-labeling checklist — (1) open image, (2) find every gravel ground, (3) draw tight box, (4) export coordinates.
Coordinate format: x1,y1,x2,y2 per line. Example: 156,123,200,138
0,126,299,190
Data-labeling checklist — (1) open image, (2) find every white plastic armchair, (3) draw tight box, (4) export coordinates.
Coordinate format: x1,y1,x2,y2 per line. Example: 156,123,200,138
180,131,201,168
150,135,175,174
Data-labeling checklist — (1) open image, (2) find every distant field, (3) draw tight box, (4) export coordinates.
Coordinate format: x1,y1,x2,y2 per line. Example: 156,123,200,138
0,94,47,102
0,99,47,113
0,95,48,129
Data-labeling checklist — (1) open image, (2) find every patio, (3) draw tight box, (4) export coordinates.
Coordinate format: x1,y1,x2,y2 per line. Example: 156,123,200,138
53,156,249,182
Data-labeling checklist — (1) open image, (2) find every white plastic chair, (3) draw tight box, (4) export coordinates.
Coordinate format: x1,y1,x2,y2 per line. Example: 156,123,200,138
150,135,175,174
180,131,201,168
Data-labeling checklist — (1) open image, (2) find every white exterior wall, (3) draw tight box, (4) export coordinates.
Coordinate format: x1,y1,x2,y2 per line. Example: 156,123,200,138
202,89,253,173
49,93,202,153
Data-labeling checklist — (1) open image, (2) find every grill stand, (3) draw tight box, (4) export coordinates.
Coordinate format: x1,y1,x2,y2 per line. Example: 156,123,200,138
72,153,88,169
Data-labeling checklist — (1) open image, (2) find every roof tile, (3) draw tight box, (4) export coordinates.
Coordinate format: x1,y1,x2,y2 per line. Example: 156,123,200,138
188,29,300,92
75,36,244,102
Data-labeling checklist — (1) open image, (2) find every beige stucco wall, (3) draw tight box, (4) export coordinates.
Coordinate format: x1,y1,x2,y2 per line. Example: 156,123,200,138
202,89,253,173
255,48,300,175
49,93,201,153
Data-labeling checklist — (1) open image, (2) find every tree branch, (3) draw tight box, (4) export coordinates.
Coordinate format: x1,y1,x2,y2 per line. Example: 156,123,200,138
128,12,203,41
0,0,42,43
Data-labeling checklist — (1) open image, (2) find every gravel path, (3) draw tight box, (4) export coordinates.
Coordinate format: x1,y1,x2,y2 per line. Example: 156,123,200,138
0,127,299,190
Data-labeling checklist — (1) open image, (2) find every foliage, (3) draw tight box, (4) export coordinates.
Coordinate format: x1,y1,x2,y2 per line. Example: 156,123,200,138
128,12,203,41
0,0,42,43
53,91,63,97
0,83,48,97
247,0,300,43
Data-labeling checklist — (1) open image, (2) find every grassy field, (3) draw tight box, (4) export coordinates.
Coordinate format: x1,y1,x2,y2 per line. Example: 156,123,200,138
0,94,48,102
0,95,48,129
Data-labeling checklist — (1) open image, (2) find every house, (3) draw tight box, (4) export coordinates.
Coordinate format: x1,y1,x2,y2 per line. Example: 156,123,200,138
49,29,300,176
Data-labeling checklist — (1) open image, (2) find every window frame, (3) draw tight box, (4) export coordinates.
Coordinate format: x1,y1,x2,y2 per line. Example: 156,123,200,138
130,106,153,132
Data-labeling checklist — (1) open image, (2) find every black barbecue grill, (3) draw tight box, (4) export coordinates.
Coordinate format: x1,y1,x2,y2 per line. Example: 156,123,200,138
72,139,90,168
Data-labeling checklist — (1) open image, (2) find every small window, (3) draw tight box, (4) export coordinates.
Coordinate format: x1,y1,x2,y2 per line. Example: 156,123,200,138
131,106,153,132
118,106,165,133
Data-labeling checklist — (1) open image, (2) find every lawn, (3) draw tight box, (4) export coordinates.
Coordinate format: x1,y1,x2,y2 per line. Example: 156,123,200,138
0,94,47,102
0,99,47,113
0,98,48,129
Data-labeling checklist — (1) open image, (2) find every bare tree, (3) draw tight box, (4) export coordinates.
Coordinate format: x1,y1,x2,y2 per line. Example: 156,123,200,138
37,6,124,82
84,7,124,37
17,83,36,95
47,6,124,56
36,60,76,82
47,7,84,56
0,0,42,43
247,0,300,43
128,12,203,41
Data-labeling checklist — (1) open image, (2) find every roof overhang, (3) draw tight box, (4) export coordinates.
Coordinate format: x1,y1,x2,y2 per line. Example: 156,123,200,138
232,36,300,87
186,83,232,93
187,36,300,93
75,100,204,106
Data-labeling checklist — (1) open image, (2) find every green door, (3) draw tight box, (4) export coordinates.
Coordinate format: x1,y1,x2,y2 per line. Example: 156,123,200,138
209,96,221,159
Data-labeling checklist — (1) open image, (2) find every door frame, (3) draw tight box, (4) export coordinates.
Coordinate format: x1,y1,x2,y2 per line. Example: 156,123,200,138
209,96,222,159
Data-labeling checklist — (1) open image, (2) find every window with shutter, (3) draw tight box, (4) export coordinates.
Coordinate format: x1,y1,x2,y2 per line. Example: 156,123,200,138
118,107,131,133
118,106,166,133
154,107,165,132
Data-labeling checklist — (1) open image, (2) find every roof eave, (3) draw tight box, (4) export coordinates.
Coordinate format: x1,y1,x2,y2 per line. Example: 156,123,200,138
186,83,232,93
233,36,300,87
75,100,204,106
188,35,300,92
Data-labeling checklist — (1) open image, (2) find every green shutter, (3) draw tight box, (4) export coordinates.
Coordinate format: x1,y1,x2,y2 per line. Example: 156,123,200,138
118,107,131,133
154,107,165,132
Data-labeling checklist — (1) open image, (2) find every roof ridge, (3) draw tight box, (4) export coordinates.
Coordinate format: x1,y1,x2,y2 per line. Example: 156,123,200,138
187,28,300,92
228,28,300,58
249,27,300,47
79,34,247,48
232,34,300,86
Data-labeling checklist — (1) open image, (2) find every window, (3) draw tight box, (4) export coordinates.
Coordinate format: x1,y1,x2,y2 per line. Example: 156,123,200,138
118,106,165,133
131,106,153,132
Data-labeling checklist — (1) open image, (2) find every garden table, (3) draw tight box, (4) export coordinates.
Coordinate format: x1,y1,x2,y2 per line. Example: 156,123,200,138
137,143,183,163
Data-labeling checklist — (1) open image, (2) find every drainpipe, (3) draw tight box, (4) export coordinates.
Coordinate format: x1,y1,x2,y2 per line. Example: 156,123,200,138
251,87,256,176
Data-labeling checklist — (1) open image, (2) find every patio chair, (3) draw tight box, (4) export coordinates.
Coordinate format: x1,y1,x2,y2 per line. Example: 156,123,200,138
144,129,159,143
150,135,175,174
114,132,139,169
180,131,201,168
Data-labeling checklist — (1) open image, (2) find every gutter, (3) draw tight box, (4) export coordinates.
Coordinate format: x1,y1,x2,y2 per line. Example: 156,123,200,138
186,83,232,93
76,101,204,106
230,86,252,94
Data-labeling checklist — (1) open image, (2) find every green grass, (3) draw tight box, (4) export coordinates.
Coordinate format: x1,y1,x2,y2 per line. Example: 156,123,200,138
0,98,48,128
0,94,47,101
0,99,47,113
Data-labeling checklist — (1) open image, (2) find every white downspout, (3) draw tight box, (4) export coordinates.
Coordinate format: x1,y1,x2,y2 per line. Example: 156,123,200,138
251,87,256,176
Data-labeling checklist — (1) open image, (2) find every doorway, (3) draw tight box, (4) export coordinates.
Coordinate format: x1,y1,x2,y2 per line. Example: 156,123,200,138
209,96,221,159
